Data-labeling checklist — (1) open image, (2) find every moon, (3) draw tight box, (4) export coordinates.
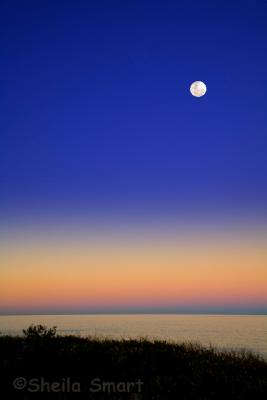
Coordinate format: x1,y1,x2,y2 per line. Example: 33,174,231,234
190,81,207,97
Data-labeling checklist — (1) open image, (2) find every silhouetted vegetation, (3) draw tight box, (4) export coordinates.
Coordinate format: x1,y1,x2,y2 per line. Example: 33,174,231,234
23,324,57,339
1,325,267,399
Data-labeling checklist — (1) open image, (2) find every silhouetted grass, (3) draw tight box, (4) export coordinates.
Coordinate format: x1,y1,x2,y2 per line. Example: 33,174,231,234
1,326,267,399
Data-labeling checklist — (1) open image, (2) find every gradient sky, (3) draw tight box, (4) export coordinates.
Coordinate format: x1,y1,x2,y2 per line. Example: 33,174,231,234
1,0,267,313
1,228,267,314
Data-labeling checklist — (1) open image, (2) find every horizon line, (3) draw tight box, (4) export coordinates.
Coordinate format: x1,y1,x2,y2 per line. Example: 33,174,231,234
1,311,267,316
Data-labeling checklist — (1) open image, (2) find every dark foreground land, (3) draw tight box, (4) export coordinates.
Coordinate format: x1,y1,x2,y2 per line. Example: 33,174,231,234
1,325,267,400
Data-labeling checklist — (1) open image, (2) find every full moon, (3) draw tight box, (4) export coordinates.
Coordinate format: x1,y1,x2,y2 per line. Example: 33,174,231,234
190,81,207,97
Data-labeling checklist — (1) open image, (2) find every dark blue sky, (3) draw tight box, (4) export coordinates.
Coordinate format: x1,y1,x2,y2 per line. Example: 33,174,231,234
1,0,267,221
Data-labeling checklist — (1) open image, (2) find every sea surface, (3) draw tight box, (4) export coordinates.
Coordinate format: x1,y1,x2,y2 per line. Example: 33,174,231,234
0,314,267,359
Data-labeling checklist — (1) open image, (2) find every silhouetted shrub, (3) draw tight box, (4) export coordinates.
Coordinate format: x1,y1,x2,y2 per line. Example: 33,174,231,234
22,324,57,338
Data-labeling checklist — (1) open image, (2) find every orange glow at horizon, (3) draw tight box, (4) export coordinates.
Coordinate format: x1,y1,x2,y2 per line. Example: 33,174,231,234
1,232,267,311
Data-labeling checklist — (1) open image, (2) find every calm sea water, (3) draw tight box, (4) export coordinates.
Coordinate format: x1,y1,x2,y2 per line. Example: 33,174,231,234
0,314,266,359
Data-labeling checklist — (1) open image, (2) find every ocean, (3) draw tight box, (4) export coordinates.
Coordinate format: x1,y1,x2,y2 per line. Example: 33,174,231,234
1,314,266,359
